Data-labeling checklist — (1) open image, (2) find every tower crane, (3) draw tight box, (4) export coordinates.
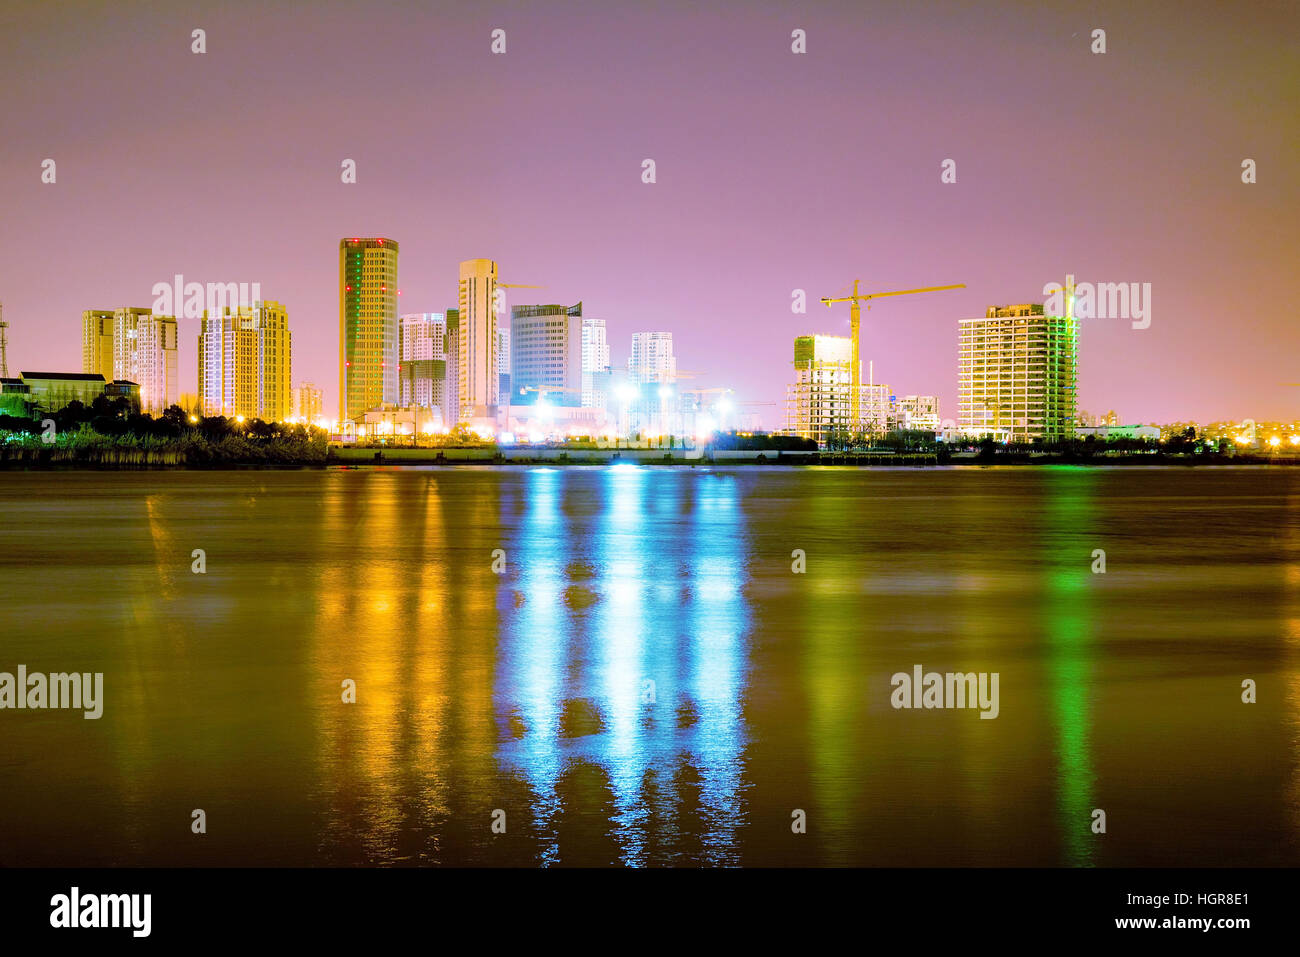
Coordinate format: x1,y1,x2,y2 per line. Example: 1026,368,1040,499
820,280,965,427
492,282,547,316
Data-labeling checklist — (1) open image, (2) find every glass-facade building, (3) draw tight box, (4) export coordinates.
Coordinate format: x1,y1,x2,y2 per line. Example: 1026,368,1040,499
339,238,399,422
510,302,583,406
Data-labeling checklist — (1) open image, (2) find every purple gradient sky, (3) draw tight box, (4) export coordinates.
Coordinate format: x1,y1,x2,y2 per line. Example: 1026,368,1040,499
2,0,1296,426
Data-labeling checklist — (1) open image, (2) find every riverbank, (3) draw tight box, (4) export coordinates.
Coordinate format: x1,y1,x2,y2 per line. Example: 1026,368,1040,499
6,446,1297,468
4,434,1299,469
328,447,1300,467
0,432,329,468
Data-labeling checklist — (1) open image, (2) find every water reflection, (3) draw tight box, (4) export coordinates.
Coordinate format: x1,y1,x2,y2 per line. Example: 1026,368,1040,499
497,468,567,863
1041,468,1097,867
312,472,409,859
1284,487,1300,843
1,467,1298,867
684,474,748,864
496,468,750,865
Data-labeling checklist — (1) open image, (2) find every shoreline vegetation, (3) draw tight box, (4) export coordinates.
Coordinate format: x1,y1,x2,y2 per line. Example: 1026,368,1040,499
0,402,1295,469
0,401,329,468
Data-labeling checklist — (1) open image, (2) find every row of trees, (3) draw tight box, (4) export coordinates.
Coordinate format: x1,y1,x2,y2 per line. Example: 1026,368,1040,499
712,431,817,452
0,399,327,465
963,428,1253,460
813,424,1251,458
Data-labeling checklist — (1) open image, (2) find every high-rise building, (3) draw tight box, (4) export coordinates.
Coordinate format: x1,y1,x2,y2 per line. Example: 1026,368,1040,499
628,331,675,384
111,307,153,399
197,301,292,421
497,326,511,409
398,313,447,416
783,334,890,446
958,302,1078,441
581,317,610,410
339,238,399,422
511,302,584,406
81,310,115,380
627,331,677,434
443,308,460,426
292,383,323,424
95,307,177,415
83,307,177,413
457,258,499,419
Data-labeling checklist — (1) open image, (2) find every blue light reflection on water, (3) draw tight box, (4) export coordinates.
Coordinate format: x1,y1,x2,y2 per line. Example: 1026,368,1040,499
497,468,566,863
686,472,749,865
494,467,750,865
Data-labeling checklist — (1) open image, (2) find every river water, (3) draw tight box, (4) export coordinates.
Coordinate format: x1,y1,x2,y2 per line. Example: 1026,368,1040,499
2,465,1298,866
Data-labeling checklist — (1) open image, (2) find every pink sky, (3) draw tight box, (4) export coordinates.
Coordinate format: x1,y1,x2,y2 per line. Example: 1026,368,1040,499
1,0,1296,427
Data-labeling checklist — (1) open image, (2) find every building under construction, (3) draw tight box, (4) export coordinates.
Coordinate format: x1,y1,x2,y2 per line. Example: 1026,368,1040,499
783,334,893,447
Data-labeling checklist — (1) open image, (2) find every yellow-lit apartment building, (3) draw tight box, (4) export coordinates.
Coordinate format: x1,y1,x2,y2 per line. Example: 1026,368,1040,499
458,258,499,421
958,303,1078,441
82,310,115,380
197,302,292,421
81,307,178,414
292,383,324,424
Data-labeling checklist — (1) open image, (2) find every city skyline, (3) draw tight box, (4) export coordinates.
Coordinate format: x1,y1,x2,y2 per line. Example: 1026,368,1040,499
10,238,1294,433
1,0,1298,925
2,2,1295,429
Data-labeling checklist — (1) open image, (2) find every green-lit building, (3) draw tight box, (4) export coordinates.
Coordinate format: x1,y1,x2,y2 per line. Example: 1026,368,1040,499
339,237,399,422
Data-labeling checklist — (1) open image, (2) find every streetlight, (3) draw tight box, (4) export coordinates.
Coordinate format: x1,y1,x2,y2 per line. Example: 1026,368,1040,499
716,394,733,436
615,382,638,449
657,384,673,442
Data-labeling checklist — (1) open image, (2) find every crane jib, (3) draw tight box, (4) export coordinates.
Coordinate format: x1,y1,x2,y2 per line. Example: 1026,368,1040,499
814,282,966,435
